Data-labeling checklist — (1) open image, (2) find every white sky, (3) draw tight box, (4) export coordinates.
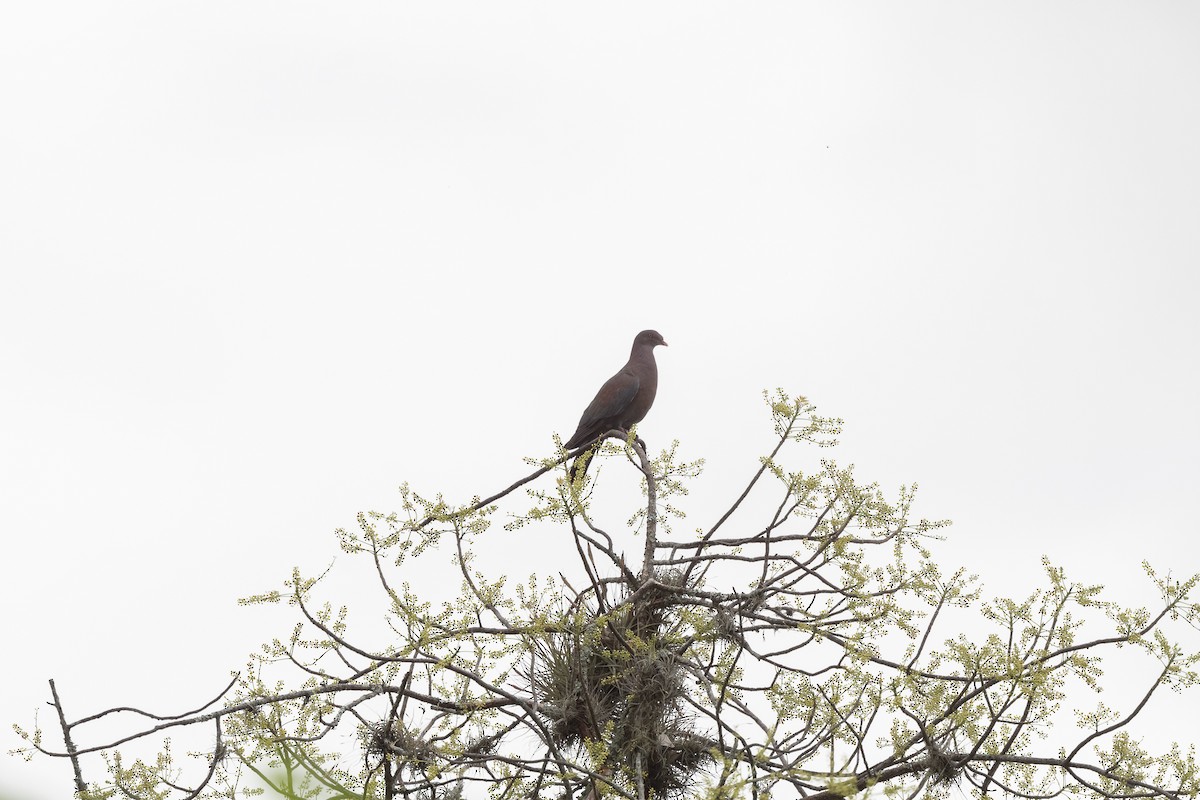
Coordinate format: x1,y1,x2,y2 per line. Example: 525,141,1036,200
3,3,1199,798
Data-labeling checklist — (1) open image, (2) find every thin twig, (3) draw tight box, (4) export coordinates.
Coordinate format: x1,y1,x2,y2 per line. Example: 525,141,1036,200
49,679,86,796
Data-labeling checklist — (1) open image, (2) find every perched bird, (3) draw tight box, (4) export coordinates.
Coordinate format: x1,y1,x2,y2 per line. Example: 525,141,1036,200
565,330,667,477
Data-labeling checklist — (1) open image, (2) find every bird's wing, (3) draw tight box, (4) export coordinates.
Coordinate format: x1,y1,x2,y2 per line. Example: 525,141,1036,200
566,371,639,448
581,371,639,427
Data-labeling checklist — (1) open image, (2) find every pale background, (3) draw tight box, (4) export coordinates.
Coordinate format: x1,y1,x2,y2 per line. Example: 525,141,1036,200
3,3,1199,797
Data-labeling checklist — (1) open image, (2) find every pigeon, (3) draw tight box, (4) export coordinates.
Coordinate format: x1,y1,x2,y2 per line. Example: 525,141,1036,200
565,330,667,477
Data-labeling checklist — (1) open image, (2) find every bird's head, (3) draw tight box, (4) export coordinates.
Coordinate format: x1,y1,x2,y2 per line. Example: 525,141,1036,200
635,330,668,349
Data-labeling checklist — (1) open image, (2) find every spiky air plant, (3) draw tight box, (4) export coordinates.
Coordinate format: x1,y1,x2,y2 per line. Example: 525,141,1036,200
524,577,710,798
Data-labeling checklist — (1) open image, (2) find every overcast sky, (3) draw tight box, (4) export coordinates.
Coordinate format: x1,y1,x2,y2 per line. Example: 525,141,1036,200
3,3,1199,798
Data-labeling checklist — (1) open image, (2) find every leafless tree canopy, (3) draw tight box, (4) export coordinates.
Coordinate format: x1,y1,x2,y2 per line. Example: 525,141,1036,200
17,393,1200,800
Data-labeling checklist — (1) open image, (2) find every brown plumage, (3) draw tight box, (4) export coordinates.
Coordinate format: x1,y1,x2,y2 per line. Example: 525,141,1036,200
565,330,667,477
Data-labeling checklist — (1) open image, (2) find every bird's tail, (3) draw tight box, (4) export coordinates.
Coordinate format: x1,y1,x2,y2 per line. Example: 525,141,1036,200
567,449,594,485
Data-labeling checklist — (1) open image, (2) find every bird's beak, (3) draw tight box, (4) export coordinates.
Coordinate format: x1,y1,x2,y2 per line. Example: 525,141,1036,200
661,340,669,346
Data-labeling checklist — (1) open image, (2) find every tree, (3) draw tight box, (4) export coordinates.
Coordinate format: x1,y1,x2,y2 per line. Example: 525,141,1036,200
15,392,1200,799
